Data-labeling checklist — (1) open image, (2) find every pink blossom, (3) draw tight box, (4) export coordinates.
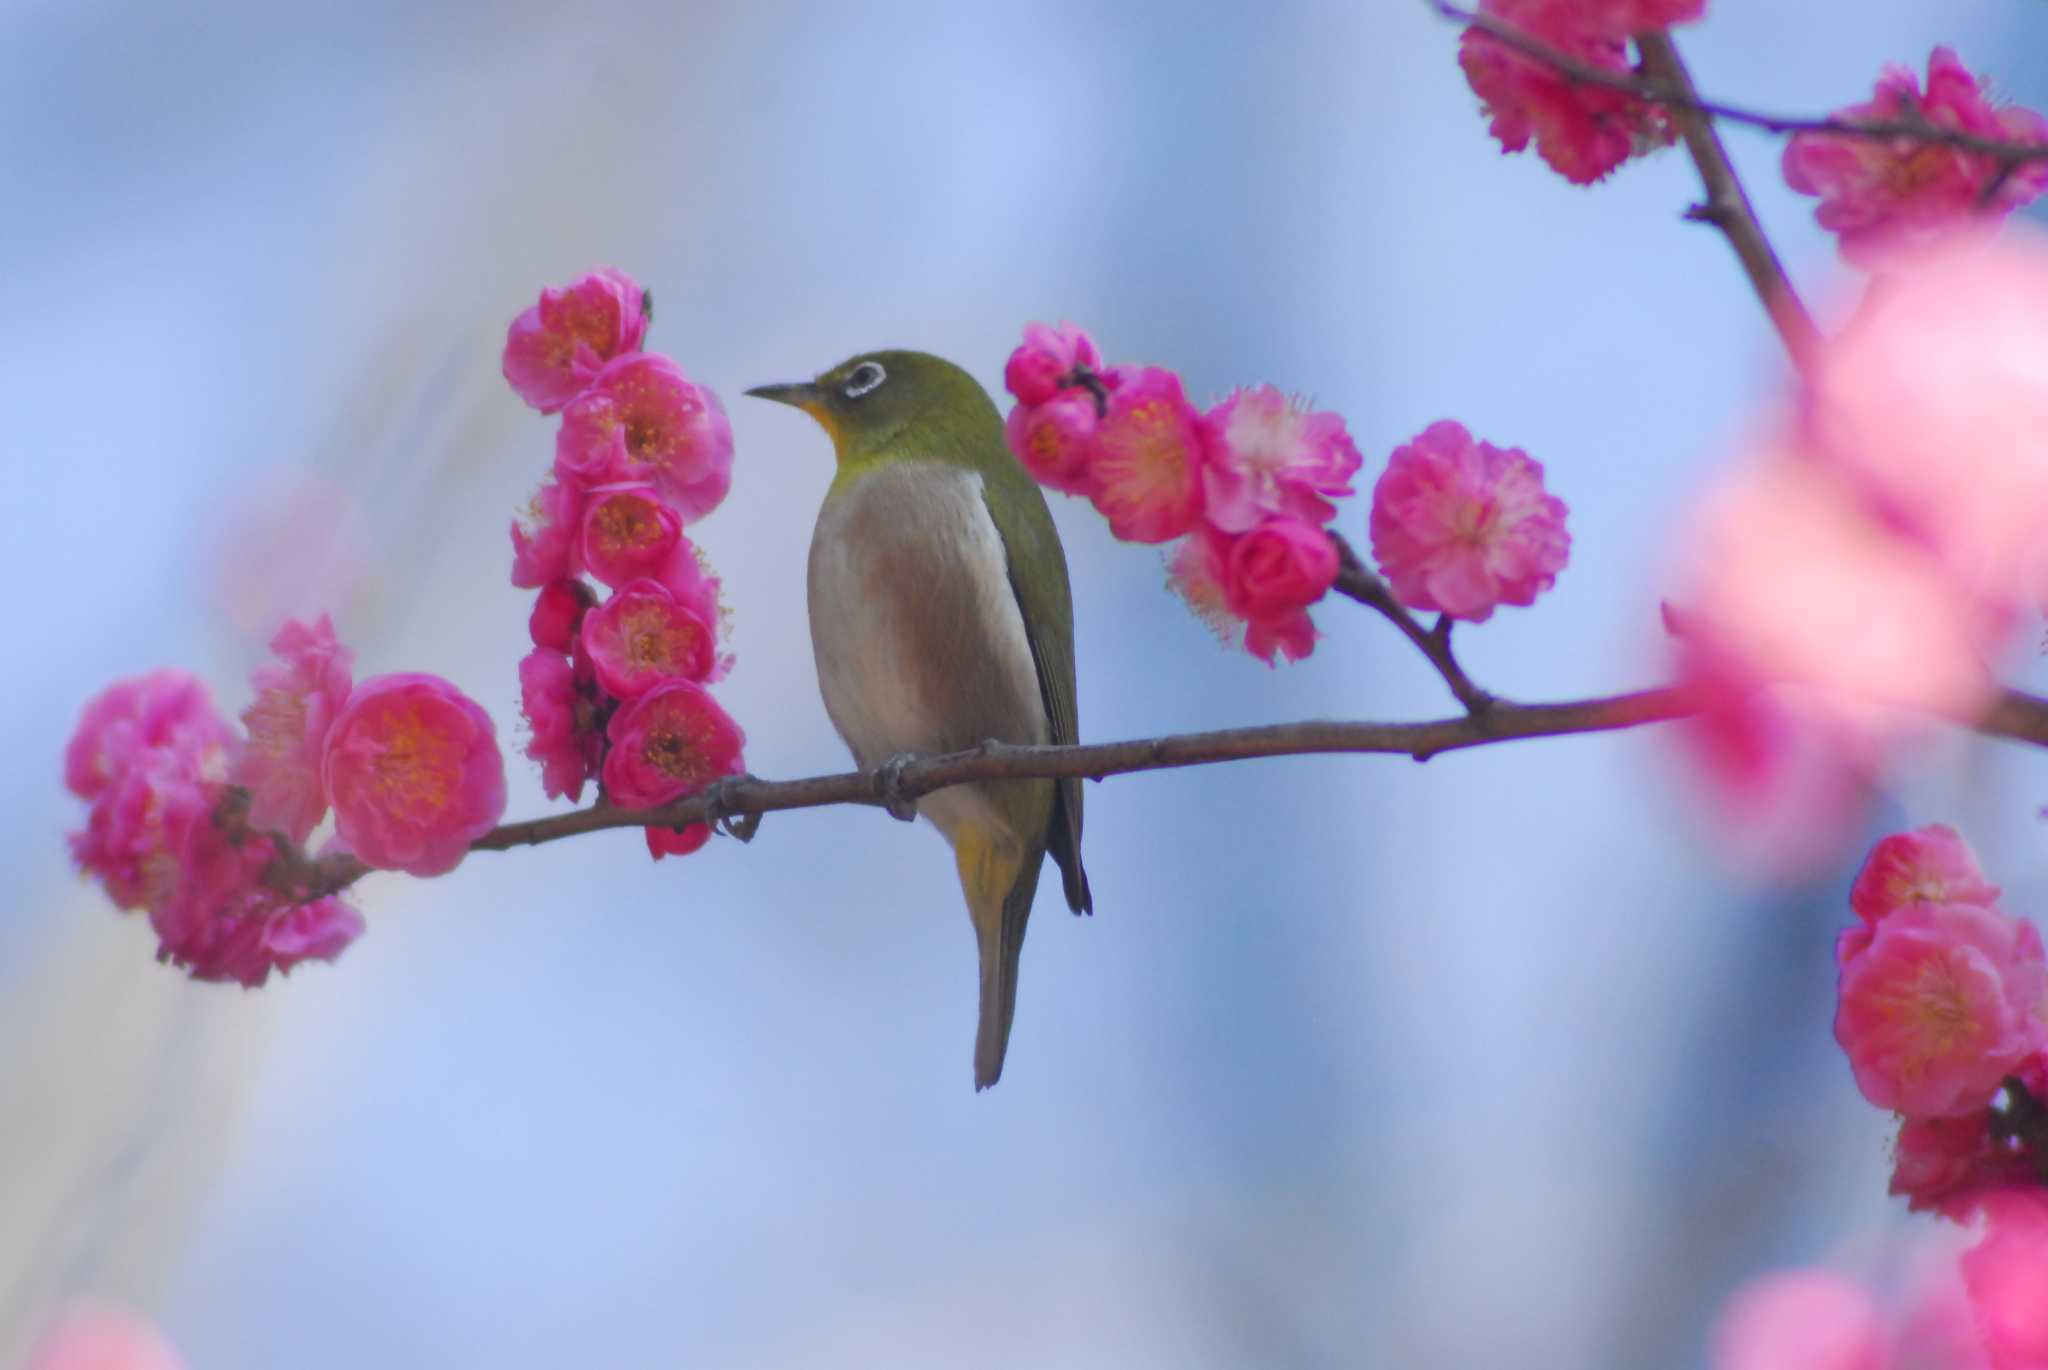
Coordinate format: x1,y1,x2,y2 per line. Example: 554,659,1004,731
1006,390,1101,497
1003,322,1102,406
580,580,718,699
1890,1111,2037,1221
70,747,217,912
1783,49,2048,268
1369,419,1569,621
501,267,649,413
1670,450,2002,865
518,648,603,803
511,477,585,589
554,353,733,522
1222,517,1339,620
149,814,362,986
602,679,746,811
1200,385,1361,533
1835,901,2048,1118
27,1302,187,1370
1088,365,1205,543
580,483,682,589
1169,527,1319,666
1812,233,2048,619
65,670,232,802
1458,0,1676,186
231,614,353,845
1577,0,1704,35
1708,1269,1888,1370
646,821,715,860
1851,826,2002,926
529,578,596,654
1963,1192,2048,1368
321,673,506,877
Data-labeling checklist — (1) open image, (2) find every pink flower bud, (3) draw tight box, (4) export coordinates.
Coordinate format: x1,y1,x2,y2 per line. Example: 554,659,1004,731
580,483,682,589
646,821,714,861
580,580,718,700
1370,419,1570,622
1005,390,1100,496
1003,321,1101,406
511,477,585,589
518,647,602,803
500,267,649,414
528,579,597,653
321,674,507,877
602,679,745,811
1850,825,2002,926
232,614,354,846
1222,517,1339,620
1088,365,1205,543
1200,385,1361,534
1835,901,2048,1118
554,354,733,522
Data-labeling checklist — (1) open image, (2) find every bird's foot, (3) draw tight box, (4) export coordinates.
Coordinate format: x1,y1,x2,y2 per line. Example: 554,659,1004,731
701,773,762,842
874,752,922,822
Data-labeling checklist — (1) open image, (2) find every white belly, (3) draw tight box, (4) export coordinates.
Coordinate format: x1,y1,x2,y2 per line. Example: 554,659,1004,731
806,461,1048,845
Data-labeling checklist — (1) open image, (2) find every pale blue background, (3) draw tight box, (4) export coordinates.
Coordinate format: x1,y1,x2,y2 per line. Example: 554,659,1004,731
6,2,2048,1366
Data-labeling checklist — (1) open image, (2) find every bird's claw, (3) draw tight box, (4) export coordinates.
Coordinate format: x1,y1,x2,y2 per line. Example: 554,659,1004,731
875,752,921,822
701,773,762,843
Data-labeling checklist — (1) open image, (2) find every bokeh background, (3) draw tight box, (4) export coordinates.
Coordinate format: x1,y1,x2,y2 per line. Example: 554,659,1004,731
7,1,2048,1365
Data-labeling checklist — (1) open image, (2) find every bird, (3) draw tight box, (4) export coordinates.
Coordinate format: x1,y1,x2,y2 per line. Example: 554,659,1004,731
747,350,1091,1090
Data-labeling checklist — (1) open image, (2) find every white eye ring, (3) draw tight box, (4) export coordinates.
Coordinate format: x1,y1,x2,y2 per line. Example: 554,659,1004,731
843,361,887,399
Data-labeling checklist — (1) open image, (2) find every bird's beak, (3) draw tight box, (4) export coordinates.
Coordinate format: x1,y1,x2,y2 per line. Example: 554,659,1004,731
743,381,826,411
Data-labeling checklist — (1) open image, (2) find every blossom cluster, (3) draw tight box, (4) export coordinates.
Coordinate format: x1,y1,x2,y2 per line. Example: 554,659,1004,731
65,618,507,985
500,269,745,858
1833,826,2048,1216
1000,323,1359,664
1785,48,2048,268
1001,324,1571,662
1457,0,1704,185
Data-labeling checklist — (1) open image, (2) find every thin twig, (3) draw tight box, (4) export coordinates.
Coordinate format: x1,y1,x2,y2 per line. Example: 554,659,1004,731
1430,1,2048,167
1328,533,1494,712
1632,31,1825,374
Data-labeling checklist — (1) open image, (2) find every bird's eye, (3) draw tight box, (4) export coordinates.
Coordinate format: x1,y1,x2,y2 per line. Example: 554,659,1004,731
843,361,887,399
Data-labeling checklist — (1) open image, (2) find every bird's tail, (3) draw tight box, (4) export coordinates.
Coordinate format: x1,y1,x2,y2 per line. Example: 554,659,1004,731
955,823,1046,1091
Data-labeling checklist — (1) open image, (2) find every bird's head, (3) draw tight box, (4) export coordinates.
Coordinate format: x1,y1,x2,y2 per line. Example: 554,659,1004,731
746,349,1000,466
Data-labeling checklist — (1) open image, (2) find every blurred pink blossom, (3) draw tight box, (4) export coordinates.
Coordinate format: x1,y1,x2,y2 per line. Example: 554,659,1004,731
1577,0,1704,34
501,267,649,413
1709,1269,1888,1370
232,614,354,845
510,477,585,589
1963,1192,2048,1368
65,670,232,803
518,647,602,804
1890,1111,2038,1221
1369,419,1569,622
1812,232,2048,616
1783,50,2048,268
321,673,506,877
27,1303,186,1370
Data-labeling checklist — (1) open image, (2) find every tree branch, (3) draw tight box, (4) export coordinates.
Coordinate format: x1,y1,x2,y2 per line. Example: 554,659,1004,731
1328,533,1494,713
283,683,2048,898
1632,31,1824,375
1428,1,2048,167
